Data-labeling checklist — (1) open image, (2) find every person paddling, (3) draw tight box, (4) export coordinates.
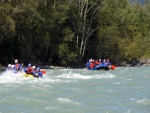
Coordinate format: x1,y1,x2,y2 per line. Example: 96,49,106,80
26,64,38,78
6,64,11,71
35,67,43,78
14,59,22,72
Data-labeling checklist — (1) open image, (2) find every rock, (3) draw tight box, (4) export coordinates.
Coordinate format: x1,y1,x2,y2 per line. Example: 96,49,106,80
52,66,66,70
140,59,150,66
130,58,141,67
49,66,54,69
0,64,6,71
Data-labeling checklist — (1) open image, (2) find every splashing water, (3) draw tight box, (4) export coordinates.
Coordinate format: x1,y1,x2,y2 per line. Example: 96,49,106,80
0,67,149,113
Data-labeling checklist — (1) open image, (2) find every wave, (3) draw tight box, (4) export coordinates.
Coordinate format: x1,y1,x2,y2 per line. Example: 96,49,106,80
56,98,80,105
0,71,25,83
0,70,115,84
137,99,150,105
55,72,115,80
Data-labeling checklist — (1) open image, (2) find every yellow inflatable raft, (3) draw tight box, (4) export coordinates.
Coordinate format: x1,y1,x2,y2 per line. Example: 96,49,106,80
23,74,35,78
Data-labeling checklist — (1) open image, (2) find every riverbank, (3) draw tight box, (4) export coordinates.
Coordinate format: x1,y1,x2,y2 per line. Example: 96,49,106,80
41,59,150,69
0,59,150,71
119,58,150,67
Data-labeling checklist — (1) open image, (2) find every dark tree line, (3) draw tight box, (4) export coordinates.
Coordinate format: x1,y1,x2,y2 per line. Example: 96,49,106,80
0,0,150,66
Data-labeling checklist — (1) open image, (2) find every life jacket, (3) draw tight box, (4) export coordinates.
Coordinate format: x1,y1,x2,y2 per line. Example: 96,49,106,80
96,61,101,65
26,67,34,74
15,64,20,69
86,62,91,69
106,62,111,66
38,71,43,78
90,62,95,69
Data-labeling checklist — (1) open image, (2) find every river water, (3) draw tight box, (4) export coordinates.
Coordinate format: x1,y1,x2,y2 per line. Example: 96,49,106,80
0,67,150,113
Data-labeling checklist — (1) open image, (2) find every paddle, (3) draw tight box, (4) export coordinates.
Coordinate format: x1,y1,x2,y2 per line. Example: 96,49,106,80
20,63,24,72
111,65,117,70
41,69,46,74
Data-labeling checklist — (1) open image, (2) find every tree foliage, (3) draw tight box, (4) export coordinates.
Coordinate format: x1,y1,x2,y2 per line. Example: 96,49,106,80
0,0,150,66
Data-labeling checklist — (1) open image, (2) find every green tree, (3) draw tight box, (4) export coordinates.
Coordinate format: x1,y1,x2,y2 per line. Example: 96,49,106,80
0,2,15,44
95,0,148,63
58,27,78,66
68,0,105,62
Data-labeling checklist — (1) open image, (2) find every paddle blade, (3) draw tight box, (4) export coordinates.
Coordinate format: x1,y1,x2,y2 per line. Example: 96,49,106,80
41,69,46,74
111,65,117,70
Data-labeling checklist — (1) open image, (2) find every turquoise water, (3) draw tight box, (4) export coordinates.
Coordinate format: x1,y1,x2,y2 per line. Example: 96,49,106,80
0,67,150,113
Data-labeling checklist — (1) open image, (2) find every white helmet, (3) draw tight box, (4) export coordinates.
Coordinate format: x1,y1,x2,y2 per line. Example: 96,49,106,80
15,59,18,63
11,65,14,68
32,66,36,69
8,64,11,67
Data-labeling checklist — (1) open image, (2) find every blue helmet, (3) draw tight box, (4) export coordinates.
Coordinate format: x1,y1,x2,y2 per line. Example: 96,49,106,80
37,67,40,70
28,63,31,67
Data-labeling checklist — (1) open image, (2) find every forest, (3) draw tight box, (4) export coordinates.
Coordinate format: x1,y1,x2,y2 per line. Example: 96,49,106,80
0,0,150,67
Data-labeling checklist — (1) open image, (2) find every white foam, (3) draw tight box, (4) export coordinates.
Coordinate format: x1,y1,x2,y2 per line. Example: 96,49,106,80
0,71,49,84
137,99,150,105
0,70,115,84
0,71,25,83
55,72,115,80
45,107,60,110
57,98,80,105
113,82,120,84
